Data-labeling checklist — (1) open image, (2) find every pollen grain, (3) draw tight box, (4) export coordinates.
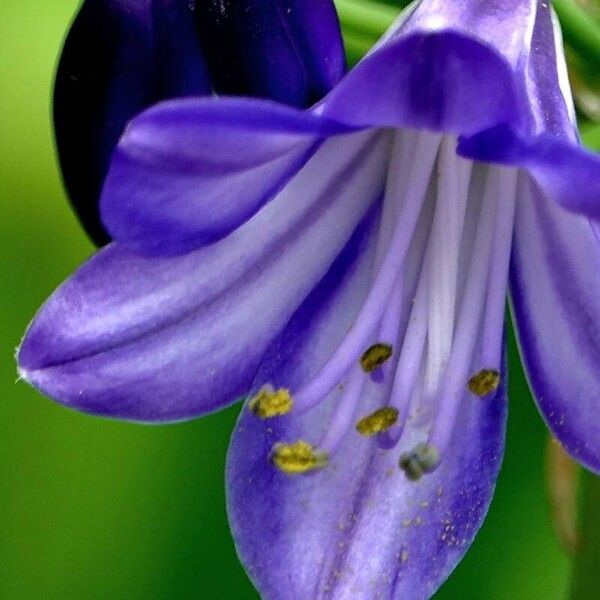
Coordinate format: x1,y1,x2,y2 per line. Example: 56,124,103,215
399,443,440,482
467,369,501,397
271,440,328,475
248,385,293,419
360,343,393,373
356,407,399,436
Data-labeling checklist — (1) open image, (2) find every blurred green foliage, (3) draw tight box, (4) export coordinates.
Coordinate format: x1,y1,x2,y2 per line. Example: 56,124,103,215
2,0,598,598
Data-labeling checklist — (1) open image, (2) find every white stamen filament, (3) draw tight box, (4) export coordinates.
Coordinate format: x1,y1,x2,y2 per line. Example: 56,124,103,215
293,132,442,412
479,168,519,367
373,130,422,268
425,138,472,397
428,167,506,455
319,366,366,453
385,251,430,444
376,272,404,373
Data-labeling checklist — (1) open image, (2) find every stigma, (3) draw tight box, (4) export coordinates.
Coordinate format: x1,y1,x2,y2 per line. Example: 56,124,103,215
360,343,393,373
399,443,440,481
271,440,328,475
467,369,500,397
248,385,293,419
356,407,399,436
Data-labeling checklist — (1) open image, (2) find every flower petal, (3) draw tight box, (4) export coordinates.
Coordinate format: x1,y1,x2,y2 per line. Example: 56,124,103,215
454,5,600,220
319,0,543,134
100,98,355,255
54,0,211,245
272,0,346,98
196,0,345,106
511,177,600,473
321,0,577,143
521,3,577,137
227,212,507,598
458,126,600,220
18,130,389,421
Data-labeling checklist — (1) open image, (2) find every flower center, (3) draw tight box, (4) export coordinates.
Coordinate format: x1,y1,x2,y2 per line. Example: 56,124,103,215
249,131,518,479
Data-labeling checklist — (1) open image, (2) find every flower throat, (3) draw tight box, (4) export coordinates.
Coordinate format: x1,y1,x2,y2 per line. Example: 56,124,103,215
249,133,518,481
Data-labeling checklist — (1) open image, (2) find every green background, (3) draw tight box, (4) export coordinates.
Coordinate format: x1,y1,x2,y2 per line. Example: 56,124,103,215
0,0,578,598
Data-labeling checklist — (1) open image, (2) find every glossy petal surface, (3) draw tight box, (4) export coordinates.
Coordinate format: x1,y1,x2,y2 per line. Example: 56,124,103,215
19,131,389,421
320,0,547,134
511,178,600,473
459,126,600,219
100,98,354,254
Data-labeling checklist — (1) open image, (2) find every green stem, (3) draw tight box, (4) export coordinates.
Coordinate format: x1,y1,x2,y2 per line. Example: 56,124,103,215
343,29,379,65
580,121,600,150
334,0,398,38
569,471,600,599
553,0,600,68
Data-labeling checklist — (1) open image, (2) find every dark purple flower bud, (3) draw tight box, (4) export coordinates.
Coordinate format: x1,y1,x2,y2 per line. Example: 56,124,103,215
54,0,212,245
196,0,345,107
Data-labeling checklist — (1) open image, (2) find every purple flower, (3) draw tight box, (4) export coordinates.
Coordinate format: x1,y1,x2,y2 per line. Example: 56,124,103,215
19,0,600,597
54,0,344,244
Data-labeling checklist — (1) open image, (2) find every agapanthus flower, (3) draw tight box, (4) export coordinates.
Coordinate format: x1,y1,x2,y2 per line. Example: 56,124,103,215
54,0,344,243
19,0,600,597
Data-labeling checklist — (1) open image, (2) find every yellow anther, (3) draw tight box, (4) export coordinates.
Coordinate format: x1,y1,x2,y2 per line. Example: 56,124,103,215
248,385,293,419
360,343,393,373
271,440,328,475
467,369,501,397
356,407,399,436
